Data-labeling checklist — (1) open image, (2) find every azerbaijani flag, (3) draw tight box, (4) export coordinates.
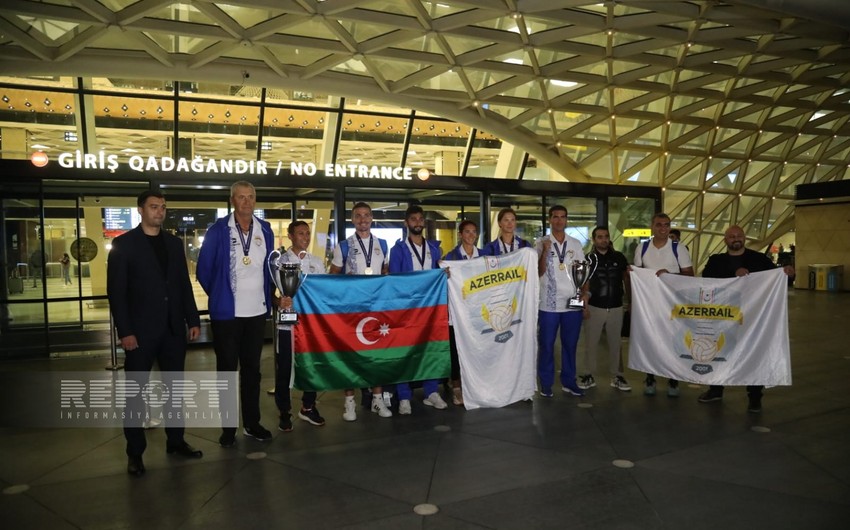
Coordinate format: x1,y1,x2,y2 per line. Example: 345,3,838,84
292,269,450,391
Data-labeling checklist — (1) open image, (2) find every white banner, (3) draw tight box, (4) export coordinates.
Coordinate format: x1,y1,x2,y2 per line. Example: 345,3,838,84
629,267,791,386
441,248,539,409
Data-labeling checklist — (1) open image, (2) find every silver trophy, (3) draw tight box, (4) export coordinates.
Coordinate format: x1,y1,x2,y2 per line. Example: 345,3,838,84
568,256,597,309
268,250,302,324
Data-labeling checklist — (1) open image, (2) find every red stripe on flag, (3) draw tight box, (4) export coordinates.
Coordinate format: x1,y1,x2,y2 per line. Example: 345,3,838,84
294,304,448,355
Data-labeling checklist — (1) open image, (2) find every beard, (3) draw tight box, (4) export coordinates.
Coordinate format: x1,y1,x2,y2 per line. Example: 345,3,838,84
408,225,424,236
728,241,744,251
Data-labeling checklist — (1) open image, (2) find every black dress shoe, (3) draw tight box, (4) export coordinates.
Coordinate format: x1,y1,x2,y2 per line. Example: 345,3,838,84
127,456,145,477
219,431,236,448
166,441,203,459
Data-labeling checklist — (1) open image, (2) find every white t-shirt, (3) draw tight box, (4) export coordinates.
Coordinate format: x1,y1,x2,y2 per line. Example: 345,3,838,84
229,214,268,317
331,233,388,275
633,238,693,273
280,247,326,274
535,233,585,312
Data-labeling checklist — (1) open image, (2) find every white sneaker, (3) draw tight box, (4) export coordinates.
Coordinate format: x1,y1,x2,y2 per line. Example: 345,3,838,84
371,395,393,418
398,399,412,415
423,392,448,410
343,398,357,422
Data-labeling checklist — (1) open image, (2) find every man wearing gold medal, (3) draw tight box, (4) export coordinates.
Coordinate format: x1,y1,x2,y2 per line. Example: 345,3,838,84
197,180,275,447
330,202,393,421
535,205,586,398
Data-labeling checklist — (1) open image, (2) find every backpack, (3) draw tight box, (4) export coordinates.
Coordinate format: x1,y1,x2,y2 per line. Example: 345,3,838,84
640,240,679,268
339,237,388,274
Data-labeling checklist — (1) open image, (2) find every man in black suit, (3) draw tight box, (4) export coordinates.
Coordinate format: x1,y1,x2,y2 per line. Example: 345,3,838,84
107,190,202,477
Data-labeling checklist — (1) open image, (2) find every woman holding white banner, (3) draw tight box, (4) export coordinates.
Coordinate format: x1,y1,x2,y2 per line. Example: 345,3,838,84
442,219,483,406
482,208,532,256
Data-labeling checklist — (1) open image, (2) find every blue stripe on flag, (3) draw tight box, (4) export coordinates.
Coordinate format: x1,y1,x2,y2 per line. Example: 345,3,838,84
293,268,447,315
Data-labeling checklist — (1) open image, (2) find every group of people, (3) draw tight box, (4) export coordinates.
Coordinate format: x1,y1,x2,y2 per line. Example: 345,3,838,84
107,182,793,478
574,212,793,413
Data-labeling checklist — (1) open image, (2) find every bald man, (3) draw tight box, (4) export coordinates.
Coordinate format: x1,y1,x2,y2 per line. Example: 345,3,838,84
699,225,795,412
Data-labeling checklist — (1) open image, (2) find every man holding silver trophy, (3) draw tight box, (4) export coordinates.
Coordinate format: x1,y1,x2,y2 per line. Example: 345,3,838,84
535,205,594,397
268,220,327,432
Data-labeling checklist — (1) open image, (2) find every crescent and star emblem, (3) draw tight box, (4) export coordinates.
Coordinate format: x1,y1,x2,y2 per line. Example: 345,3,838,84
355,317,391,345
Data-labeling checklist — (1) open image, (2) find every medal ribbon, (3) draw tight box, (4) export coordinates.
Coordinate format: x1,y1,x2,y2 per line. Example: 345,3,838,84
501,237,515,254
408,238,427,269
355,234,373,269
554,237,567,268
236,219,253,260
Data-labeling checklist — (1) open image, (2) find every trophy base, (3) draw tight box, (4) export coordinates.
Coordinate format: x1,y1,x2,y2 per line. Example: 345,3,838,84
277,313,298,324
567,299,585,309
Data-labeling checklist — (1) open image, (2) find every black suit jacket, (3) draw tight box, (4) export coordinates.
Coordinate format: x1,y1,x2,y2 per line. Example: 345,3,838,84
107,226,200,340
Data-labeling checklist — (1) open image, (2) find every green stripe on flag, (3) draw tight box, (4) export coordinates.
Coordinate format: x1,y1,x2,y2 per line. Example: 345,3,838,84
294,341,451,391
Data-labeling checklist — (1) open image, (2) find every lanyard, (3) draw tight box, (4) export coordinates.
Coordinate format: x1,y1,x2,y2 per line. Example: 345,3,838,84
236,218,253,264
408,238,427,269
553,237,567,266
501,237,515,254
355,234,373,269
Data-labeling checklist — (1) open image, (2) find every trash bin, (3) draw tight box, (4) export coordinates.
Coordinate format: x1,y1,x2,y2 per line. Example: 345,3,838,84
808,264,843,291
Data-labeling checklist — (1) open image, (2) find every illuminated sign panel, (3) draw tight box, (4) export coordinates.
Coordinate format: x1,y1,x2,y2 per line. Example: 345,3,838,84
623,229,651,237
45,151,419,182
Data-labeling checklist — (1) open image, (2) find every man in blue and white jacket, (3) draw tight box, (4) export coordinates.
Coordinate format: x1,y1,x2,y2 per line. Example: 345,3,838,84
197,180,275,448
388,204,448,415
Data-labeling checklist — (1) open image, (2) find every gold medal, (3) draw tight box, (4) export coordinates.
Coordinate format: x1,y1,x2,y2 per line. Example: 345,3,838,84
559,263,566,271
243,256,251,265
364,267,373,275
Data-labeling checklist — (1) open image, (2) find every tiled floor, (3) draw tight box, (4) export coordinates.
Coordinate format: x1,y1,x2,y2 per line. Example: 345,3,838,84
1,289,848,529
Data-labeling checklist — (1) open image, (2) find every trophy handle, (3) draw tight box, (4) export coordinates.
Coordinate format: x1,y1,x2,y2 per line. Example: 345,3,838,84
586,254,598,285
267,249,284,296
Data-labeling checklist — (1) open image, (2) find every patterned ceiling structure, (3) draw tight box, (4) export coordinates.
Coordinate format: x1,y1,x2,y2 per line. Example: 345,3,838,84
2,0,850,263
